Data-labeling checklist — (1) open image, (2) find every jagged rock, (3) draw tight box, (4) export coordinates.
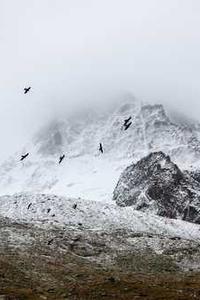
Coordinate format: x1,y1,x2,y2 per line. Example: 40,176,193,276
188,169,200,183
113,151,200,223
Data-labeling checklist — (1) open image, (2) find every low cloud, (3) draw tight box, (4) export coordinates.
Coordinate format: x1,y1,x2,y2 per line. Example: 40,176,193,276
0,0,200,160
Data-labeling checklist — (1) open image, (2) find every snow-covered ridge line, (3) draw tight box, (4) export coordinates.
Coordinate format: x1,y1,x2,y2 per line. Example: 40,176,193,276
1,96,200,199
0,193,199,241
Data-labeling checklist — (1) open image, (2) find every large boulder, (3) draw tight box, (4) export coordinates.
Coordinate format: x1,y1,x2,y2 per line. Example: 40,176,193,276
113,151,200,223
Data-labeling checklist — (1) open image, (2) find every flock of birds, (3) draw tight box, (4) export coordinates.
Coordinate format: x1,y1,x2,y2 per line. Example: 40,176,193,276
20,86,133,164
20,85,134,245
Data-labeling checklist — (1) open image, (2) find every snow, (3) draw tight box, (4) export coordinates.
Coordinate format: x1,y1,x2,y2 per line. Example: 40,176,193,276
1,97,200,201
0,98,199,243
0,193,199,241
0,154,132,201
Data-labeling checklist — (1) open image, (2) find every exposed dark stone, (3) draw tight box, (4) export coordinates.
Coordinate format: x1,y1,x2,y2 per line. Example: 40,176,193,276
113,151,200,224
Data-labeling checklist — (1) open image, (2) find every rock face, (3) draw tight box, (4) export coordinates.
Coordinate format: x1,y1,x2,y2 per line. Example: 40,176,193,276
113,151,200,223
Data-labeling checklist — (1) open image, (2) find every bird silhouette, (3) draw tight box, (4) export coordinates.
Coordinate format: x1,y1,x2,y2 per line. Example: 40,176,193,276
27,203,32,210
59,154,65,164
24,87,31,94
124,122,132,131
99,143,103,153
20,153,29,161
73,203,77,209
47,239,54,245
124,116,132,126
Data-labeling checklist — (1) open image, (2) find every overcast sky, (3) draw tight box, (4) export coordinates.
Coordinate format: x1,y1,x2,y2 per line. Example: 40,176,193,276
0,0,200,160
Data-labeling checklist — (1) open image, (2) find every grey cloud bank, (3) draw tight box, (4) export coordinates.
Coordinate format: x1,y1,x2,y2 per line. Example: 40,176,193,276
0,0,200,160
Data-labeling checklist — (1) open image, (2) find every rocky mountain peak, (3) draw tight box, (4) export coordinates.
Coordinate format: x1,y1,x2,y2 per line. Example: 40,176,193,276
1,96,200,198
113,151,200,224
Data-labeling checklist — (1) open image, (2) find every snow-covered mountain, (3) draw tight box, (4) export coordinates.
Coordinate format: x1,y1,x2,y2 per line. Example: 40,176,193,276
1,95,200,200
0,95,200,275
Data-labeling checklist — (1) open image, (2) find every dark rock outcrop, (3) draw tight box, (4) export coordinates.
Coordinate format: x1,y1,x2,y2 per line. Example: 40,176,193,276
113,151,200,223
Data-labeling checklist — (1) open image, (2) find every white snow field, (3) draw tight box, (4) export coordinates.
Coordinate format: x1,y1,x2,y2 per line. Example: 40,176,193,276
0,154,130,202
0,193,199,241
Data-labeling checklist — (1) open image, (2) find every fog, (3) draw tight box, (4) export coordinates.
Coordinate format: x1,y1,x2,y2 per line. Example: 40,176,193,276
0,0,200,160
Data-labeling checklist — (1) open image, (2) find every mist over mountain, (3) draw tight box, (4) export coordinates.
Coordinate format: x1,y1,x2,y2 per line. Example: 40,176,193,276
1,95,200,202
1,1,200,297
1,0,200,166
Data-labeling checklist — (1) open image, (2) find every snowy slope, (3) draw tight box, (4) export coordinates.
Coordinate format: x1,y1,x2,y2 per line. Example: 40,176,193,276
0,193,199,241
1,95,200,200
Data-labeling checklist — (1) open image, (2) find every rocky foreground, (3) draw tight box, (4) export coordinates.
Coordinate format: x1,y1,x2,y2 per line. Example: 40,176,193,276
0,216,199,299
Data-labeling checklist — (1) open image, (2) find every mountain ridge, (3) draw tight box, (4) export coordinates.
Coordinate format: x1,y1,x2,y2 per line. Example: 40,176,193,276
1,96,200,200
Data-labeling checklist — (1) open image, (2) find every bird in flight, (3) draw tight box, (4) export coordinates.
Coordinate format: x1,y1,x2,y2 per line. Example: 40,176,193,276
59,154,65,164
20,153,29,161
27,203,32,210
47,239,54,245
99,143,104,153
124,122,132,131
24,87,31,94
124,116,132,127
73,203,77,209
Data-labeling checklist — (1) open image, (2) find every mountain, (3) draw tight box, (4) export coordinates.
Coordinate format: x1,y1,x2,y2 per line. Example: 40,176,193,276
113,151,200,223
1,95,200,200
1,96,200,296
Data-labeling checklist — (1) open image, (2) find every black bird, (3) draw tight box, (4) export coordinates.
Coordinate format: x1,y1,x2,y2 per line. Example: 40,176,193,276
99,143,103,154
47,239,54,245
59,154,65,164
124,122,132,131
24,87,31,94
73,203,77,209
27,203,32,210
47,208,51,213
20,153,29,161
124,116,132,126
